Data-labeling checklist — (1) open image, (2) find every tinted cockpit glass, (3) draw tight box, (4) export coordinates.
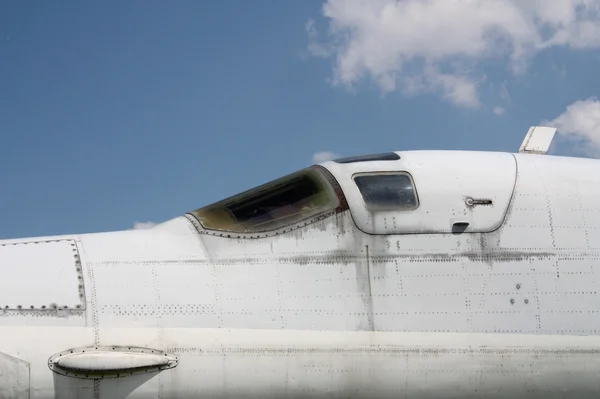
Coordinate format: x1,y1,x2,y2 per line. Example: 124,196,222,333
190,167,340,233
354,173,418,210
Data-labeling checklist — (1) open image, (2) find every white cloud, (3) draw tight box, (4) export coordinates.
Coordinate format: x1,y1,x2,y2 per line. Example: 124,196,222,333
308,0,600,107
543,97,600,156
312,151,339,163
132,221,157,230
493,106,506,115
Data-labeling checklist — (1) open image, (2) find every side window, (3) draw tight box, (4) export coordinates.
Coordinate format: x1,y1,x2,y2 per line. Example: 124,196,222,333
353,173,418,211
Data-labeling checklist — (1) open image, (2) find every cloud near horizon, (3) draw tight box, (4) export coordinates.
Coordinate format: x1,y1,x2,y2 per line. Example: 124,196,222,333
312,151,340,163
132,221,157,230
307,0,600,109
544,97,600,157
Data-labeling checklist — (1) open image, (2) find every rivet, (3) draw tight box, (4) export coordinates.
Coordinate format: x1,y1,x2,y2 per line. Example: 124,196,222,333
510,298,515,305
525,299,529,304
516,283,521,290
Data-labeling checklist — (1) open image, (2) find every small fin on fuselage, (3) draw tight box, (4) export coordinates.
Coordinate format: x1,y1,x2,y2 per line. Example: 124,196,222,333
518,126,557,155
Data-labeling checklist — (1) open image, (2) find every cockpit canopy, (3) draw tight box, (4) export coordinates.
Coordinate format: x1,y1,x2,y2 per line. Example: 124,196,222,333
188,150,517,237
189,166,344,234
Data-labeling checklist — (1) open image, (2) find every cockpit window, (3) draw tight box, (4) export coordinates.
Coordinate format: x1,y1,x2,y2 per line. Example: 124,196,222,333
354,173,418,211
190,166,341,233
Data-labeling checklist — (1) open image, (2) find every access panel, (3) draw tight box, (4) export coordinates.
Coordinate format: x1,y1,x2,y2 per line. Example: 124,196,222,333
0,239,85,311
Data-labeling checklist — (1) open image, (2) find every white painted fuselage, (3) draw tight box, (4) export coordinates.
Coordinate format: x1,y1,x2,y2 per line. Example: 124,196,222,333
2,149,600,398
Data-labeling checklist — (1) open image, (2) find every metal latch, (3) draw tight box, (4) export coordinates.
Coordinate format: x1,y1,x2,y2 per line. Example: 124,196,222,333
465,197,493,207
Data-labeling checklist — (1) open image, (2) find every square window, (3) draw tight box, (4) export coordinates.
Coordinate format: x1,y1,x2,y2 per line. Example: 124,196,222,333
354,173,418,211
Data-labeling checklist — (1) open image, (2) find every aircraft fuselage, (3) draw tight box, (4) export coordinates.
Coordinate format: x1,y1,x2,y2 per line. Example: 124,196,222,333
1,149,600,398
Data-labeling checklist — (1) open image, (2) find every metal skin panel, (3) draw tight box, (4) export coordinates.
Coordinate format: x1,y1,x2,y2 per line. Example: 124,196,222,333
320,150,517,235
0,150,600,397
0,239,85,311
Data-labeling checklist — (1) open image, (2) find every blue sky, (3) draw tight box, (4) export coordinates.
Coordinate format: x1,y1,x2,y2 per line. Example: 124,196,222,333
2,0,600,239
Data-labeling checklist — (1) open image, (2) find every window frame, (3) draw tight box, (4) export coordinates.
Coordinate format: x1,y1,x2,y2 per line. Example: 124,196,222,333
333,152,400,164
188,165,348,236
351,171,420,212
